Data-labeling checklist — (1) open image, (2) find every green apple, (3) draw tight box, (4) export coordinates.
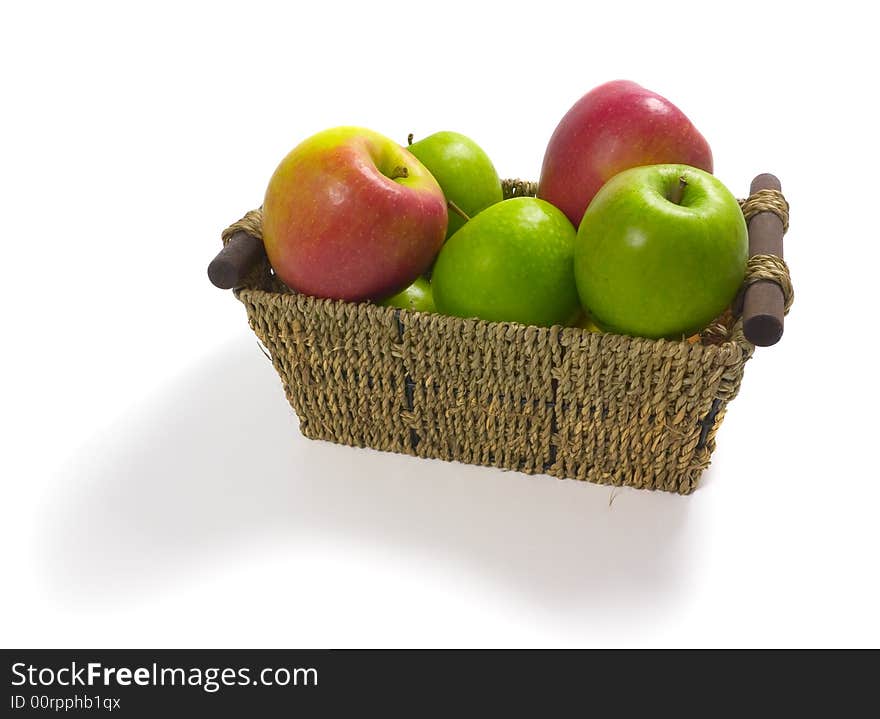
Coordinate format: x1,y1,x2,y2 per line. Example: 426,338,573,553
432,197,580,327
575,164,747,339
379,276,435,313
407,131,503,238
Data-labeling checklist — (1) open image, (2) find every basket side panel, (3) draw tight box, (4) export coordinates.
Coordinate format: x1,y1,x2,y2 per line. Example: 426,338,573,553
552,329,749,493
240,291,411,454
689,326,752,467
237,288,752,495
399,313,560,474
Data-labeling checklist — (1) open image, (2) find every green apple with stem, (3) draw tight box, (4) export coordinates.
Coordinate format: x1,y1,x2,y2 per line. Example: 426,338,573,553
575,164,747,339
407,131,503,239
432,197,580,327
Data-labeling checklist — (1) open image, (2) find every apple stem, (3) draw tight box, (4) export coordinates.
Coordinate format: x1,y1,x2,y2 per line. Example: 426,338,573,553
669,176,688,205
407,133,414,146
447,199,470,222
389,165,409,181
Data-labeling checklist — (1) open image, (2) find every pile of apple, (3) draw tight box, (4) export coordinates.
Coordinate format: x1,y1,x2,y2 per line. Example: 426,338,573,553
262,80,748,340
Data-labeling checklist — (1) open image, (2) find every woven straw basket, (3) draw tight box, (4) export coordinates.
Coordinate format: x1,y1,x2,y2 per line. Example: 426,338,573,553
218,178,791,494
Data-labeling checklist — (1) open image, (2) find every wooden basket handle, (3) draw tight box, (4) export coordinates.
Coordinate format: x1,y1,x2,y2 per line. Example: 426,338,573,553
207,208,266,290
207,231,264,289
740,173,792,347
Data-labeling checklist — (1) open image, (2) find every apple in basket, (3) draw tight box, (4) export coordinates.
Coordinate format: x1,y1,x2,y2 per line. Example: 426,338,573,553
262,126,448,301
431,197,581,327
380,276,435,313
538,80,713,227
574,164,747,339
406,130,504,240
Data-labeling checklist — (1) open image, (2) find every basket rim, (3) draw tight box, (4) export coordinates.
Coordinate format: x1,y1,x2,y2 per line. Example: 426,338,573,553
235,284,754,362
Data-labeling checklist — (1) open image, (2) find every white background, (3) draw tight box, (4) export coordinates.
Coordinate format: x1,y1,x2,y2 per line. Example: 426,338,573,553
2,0,878,648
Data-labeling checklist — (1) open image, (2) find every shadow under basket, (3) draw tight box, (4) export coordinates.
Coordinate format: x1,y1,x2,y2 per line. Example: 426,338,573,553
215,176,792,495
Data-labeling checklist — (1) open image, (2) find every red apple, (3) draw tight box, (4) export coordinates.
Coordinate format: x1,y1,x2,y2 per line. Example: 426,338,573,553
262,126,448,301
538,80,713,227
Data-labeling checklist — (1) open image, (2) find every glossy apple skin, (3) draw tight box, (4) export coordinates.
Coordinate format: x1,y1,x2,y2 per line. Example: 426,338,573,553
538,80,713,227
262,126,447,301
574,164,747,339
379,276,435,313
407,131,503,239
432,197,580,328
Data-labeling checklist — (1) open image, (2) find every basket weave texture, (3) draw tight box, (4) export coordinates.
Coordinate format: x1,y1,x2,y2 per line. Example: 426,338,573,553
227,180,780,494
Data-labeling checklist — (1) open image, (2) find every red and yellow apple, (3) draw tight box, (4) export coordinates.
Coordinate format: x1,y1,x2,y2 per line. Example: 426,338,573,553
538,80,713,227
262,126,448,301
